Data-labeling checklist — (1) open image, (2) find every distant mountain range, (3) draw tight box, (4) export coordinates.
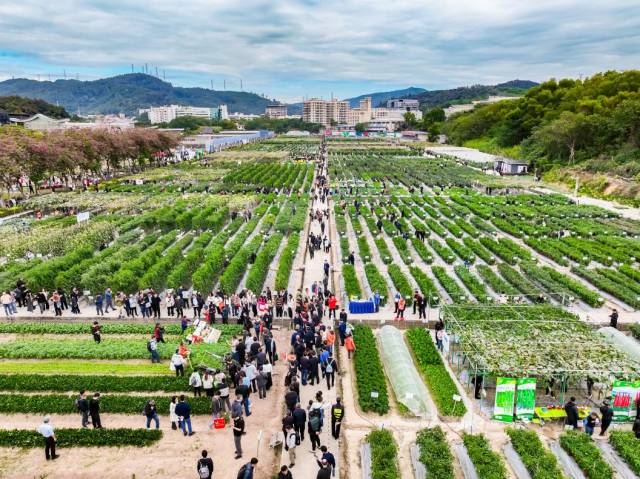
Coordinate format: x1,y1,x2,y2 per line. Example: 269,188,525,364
0,74,273,116
404,80,539,108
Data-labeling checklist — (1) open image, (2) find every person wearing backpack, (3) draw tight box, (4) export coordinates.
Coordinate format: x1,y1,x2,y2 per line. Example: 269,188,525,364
325,354,337,390
284,425,298,468
308,409,321,451
196,449,214,479
236,458,258,479
75,390,89,428
148,337,160,363
189,370,203,397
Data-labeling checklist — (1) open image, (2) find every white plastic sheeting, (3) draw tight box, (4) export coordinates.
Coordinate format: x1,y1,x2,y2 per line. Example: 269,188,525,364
503,442,532,479
550,441,587,479
598,327,640,364
595,442,638,479
378,325,432,417
361,442,372,479
410,444,427,479
454,443,480,479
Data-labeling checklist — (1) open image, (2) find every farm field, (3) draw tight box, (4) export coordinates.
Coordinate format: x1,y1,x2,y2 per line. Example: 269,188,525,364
0,135,639,479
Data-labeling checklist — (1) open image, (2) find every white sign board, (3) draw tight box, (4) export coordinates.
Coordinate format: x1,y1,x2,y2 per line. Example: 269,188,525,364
77,211,90,223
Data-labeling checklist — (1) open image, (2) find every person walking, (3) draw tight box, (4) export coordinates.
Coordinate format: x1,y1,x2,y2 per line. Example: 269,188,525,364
278,465,293,479
317,446,336,477
91,321,102,344
95,293,104,316
308,409,322,451
292,403,306,442
176,395,194,436
197,450,214,479
564,396,579,429
331,397,344,440
104,288,114,313
211,390,224,418
237,458,258,479
609,308,619,329
202,371,214,397
170,395,181,431
599,400,614,436
144,399,160,429
89,393,102,429
256,366,268,399
316,459,332,479
148,337,160,363
396,296,406,320
325,354,337,390
584,411,599,436
76,390,89,428
345,334,356,359
285,425,298,468
233,415,245,459
37,415,58,460
172,349,185,377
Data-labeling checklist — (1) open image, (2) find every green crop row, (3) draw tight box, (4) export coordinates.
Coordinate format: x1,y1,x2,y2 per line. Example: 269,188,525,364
463,238,495,264
476,265,519,297
506,428,563,479
387,264,413,306
219,235,263,294
374,237,393,264
367,429,399,478
275,232,300,291
454,266,491,303
446,238,475,263
0,393,213,415
572,266,640,309
343,264,363,299
0,322,186,335
406,328,465,417
409,266,440,305
429,239,456,264
497,263,541,297
352,325,389,414
432,266,467,303
392,236,413,265
364,264,388,305
610,431,640,476
245,233,284,293
411,237,433,263
416,427,454,479
462,433,507,479
559,431,612,479
0,374,190,393
0,428,162,448
524,238,569,267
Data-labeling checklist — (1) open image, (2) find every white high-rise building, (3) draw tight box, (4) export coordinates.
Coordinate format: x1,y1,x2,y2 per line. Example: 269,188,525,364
139,105,227,124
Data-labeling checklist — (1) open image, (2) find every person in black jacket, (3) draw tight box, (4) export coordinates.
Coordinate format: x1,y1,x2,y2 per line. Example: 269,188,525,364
197,450,213,479
292,403,307,442
76,391,89,428
277,465,293,479
564,396,579,429
89,393,102,429
599,400,614,436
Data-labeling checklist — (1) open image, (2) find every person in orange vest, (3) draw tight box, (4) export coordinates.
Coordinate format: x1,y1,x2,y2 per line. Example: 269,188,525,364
325,328,336,355
344,334,356,359
396,297,406,320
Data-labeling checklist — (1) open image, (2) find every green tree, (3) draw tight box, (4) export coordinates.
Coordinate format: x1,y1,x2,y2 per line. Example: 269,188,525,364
404,112,418,129
529,111,596,164
355,122,369,133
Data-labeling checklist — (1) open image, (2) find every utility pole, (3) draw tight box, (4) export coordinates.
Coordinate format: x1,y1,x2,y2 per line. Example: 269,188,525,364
155,66,159,77
64,69,66,79
240,79,243,91
211,79,213,90
145,63,148,74
224,79,226,90
163,70,166,80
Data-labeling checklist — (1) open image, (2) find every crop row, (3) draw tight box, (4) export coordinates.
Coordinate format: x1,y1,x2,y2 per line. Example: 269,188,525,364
506,428,563,479
406,328,465,417
275,232,301,291
0,393,214,415
559,431,612,479
0,428,162,448
432,266,467,303
454,266,491,303
462,433,507,479
0,374,190,393
366,429,399,478
416,427,454,479
352,325,389,414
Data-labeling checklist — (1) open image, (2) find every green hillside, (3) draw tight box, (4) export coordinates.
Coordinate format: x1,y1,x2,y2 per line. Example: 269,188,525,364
0,96,69,119
0,74,273,116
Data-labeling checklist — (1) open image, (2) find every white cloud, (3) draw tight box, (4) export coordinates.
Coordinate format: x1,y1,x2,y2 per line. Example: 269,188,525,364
0,0,638,99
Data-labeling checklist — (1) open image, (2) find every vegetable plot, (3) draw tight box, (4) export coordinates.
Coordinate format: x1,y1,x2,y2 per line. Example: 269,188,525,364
559,431,613,479
0,428,163,448
366,429,400,479
506,428,564,479
416,427,454,479
352,326,390,414
463,433,507,479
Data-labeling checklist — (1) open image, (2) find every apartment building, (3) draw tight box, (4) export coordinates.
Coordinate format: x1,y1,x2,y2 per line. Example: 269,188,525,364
139,105,225,124
302,98,350,126
265,104,288,119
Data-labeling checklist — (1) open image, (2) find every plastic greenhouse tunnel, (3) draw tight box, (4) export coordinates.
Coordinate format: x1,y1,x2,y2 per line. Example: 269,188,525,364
378,325,432,417
598,327,640,363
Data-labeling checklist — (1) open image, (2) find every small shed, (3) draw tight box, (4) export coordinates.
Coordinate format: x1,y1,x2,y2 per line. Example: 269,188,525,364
494,157,529,175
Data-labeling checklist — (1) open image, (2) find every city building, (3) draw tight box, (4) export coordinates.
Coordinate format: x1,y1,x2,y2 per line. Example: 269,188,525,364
302,98,350,126
138,105,228,124
265,104,287,119
386,99,420,111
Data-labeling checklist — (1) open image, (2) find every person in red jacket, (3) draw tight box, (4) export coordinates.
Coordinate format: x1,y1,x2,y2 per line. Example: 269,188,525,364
328,295,337,319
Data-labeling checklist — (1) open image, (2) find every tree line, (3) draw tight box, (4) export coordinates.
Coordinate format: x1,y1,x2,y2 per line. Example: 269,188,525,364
0,126,179,197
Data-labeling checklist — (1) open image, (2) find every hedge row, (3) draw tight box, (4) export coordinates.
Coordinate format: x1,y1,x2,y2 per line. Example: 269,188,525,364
0,428,162,448
0,393,213,415
367,429,399,478
387,264,413,306
245,233,284,293
275,232,301,291
0,374,190,393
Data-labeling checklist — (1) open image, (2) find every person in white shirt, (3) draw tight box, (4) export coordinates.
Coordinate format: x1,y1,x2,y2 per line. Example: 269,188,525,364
242,362,258,393
169,396,180,430
37,416,58,460
285,426,297,467
190,370,203,396
202,371,214,397
171,350,185,377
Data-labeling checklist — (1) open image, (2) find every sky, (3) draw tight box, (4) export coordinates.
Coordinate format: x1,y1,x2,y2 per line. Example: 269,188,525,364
0,0,638,102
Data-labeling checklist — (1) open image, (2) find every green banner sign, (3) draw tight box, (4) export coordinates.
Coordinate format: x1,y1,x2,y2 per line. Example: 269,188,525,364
494,377,516,422
516,378,536,420
611,380,640,423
